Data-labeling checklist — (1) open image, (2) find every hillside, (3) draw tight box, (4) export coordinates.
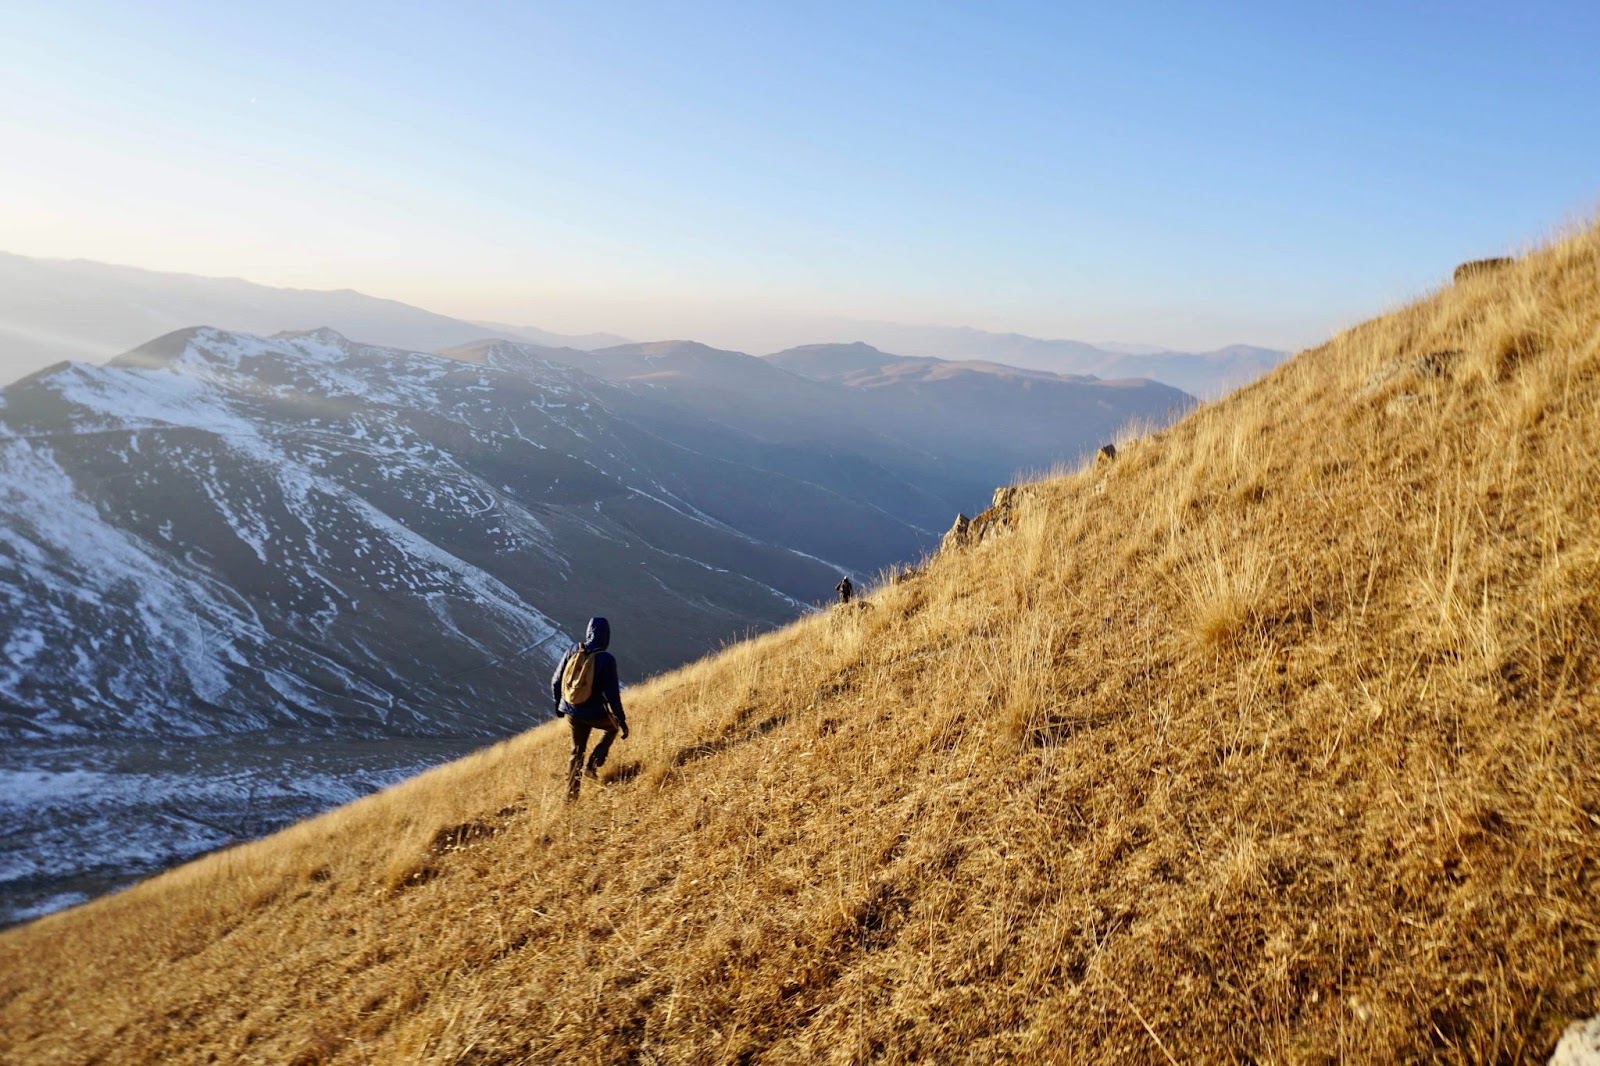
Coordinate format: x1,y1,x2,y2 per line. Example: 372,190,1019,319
766,341,1092,387
4,227,1600,1062
764,342,1190,490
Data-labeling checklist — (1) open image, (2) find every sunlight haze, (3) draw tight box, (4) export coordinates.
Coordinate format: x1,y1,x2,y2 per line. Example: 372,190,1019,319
3,1,1598,363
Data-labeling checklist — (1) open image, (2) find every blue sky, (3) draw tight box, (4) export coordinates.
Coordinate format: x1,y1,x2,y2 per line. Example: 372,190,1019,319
2,1,1597,351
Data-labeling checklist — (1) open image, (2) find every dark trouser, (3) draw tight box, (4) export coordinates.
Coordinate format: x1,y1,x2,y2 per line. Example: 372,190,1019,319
567,716,617,798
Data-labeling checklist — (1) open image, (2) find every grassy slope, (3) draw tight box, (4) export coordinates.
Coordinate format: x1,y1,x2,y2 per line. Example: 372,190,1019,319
4,228,1600,1064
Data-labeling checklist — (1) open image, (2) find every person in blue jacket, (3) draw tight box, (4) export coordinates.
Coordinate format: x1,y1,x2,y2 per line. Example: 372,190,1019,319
550,616,630,799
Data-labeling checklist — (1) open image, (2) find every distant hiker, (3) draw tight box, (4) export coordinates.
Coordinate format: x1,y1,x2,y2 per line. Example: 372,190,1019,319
835,576,854,605
550,616,629,799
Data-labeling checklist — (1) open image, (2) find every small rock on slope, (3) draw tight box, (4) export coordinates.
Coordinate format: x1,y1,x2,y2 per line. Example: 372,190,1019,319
1550,1015,1600,1066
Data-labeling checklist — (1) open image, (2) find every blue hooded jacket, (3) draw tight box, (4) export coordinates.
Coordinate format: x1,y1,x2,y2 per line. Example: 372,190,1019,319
550,616,625,727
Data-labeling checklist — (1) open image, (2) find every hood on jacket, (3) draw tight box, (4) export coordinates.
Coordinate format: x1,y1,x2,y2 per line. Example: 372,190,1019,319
581,616,610,653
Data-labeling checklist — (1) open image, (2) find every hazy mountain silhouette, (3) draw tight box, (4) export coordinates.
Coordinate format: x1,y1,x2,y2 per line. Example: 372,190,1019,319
764,323,1286,397
1,250,1283,396
0,251,627,384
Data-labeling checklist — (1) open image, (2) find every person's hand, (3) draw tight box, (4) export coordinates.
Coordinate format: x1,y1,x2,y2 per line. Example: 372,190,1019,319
620,722,630,740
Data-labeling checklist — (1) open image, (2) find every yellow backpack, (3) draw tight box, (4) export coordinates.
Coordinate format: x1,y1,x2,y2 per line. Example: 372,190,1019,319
561,649,596,705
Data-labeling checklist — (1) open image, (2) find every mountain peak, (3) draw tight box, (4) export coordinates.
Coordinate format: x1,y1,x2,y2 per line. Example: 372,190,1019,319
271,326,351,348
764,341,907,382
107,326,216,370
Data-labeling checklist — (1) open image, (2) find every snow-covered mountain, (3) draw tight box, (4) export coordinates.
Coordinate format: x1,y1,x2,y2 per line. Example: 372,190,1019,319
1,328,864,742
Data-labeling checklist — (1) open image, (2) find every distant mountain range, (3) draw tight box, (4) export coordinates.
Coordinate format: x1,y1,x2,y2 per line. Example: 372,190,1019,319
763,341,1184,473
0,251,1286,396
444,337,1194,537
0,251,628,382
766,324,1287,397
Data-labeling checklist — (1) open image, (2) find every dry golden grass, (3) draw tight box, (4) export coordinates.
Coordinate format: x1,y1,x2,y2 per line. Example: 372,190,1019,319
4,226,1600,1064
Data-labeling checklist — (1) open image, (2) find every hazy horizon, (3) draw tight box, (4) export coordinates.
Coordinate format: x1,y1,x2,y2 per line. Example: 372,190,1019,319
2,246,1299,363
4,3,1598,361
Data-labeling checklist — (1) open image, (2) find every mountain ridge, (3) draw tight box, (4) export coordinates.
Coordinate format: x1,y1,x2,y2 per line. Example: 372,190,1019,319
0,250,1283,397
757,319,1288,395
0,251,628,384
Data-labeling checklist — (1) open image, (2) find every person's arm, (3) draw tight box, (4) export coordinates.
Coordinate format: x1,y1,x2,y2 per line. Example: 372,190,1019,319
598,652,628,737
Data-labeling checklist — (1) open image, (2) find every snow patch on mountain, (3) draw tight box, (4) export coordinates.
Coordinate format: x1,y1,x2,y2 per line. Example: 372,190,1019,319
0,439,238,725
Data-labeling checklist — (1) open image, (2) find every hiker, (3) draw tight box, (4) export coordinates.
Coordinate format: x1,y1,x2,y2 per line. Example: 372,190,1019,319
835,575,854,605
550,616,629,799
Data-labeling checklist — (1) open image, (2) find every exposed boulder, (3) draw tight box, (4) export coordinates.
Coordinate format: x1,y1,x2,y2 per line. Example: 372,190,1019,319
1454,256,1514,283
938,485,1036,556
940,513,972,554
1550,1015,1600,1066
1097,443,1117,464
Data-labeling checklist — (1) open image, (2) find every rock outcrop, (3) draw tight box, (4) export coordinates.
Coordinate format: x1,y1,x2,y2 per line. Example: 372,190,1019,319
1550,1015,1600,1066
1454,256,1514,283
938,485,1034,555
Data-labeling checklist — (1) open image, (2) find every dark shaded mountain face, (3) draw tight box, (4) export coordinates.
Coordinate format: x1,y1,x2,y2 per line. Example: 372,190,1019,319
764,342,1196,476
450,339,1193,529
768,341,1093,385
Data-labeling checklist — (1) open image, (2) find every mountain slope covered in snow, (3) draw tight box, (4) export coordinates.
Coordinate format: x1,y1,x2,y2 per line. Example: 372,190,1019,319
0,327,848,740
